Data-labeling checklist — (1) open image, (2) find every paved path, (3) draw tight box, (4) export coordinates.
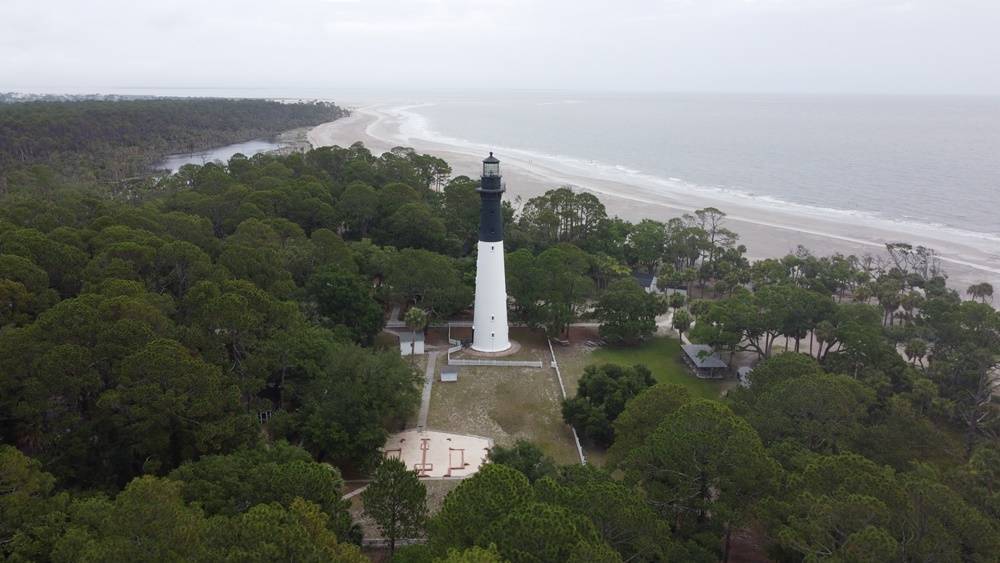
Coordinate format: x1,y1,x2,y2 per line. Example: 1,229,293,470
342,485,368,500
659,309,693,345
417,351,439,429
387,304,404,328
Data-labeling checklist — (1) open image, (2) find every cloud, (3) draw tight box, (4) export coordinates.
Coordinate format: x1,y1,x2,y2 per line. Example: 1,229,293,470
1,0,998,95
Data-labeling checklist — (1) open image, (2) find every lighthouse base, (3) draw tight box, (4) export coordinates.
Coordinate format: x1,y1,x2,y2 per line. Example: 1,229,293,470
471,240,511,353
461,340,521,358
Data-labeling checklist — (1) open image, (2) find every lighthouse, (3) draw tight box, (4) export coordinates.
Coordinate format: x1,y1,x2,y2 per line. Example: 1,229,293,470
472,152,511,352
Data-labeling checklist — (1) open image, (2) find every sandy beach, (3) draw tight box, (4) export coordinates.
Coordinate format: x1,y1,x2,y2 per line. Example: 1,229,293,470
309,105,1000,293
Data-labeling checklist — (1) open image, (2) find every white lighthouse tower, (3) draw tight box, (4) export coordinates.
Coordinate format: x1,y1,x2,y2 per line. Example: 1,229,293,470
472,152,511,353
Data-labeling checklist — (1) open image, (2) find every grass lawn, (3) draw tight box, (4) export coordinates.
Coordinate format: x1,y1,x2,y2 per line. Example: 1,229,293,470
425,333,582,466
549,336,731,465
590,337,727,400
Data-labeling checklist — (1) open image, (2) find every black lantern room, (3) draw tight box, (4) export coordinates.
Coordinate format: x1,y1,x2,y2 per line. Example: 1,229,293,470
479,152,503,193
483,152,500,177
477,152,504,242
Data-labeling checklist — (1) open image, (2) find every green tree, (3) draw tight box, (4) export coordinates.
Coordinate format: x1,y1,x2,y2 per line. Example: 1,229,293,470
306,266,383,344
108,338,255,478
758,453,1000,562
733,352,824,394
47,476,365,563
743,373,874,453
478,502,609,563
486,440,557,483
668,291,685,310
562,363,654,447
436,545,506,563
594,279,667,345
696,285,827,359
904,337,928,369
404,307,428,365
505,248,544,325
671,308,691,342
921,299,1000,455
0,278,32,327
362,458,428,555
217,219,296,297
692,207,737,279
338,182,378,236
0,291,179,486
517,188,608,249
377,182,421,217
536,465,672,562
441,176,481,251
606,384,691,468
280,343,420,469
152,240,218,299
167,441,355,542
51,476,213,562
0,446,68,560
624,219,666,273
535,244,594,336
429,464,532,551
387,249,472,318
625,400,779,536
384,202,448,251
0,228,87,295
215,498,367,563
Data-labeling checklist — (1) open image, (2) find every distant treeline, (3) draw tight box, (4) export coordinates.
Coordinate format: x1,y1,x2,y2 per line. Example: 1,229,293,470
0,98,345,180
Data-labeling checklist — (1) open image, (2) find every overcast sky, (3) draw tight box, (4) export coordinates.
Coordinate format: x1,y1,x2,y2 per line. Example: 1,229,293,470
2,0,999,96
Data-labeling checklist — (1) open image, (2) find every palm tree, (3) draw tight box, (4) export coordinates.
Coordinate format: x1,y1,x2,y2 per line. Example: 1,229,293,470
852,284,873,304
680,267,697,298
876,280,902,327
904,338,928,369
404,307,428,366
899,291,924,325
815,320,836,360
672,309,692,343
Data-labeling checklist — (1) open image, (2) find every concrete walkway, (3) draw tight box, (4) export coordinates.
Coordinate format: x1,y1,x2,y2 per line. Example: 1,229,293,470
387,304,404,328
659,309,693,345
417,351,439,429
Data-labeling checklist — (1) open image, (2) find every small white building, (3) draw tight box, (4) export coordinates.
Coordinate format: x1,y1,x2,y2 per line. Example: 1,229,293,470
632,271,660,294
397,331,425,356
440,366,459,382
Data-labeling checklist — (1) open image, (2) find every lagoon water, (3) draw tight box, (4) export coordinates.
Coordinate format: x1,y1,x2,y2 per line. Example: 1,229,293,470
158,137,283,173
389,93,1000,243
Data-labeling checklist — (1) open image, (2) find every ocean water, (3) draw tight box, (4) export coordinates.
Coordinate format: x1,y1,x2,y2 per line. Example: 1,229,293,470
385,93,1000,242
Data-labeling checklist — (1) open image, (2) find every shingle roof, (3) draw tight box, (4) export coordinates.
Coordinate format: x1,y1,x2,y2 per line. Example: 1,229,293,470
682,344,728,369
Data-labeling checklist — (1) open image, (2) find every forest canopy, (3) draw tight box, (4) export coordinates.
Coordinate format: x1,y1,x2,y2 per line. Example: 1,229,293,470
1,103,998,561
0,98,345,180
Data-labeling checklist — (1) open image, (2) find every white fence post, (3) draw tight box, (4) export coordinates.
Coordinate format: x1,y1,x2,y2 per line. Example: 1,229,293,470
548,338,586,465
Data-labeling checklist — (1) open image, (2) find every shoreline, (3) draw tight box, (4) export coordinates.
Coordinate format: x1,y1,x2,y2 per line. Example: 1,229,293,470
308,106,1000,292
